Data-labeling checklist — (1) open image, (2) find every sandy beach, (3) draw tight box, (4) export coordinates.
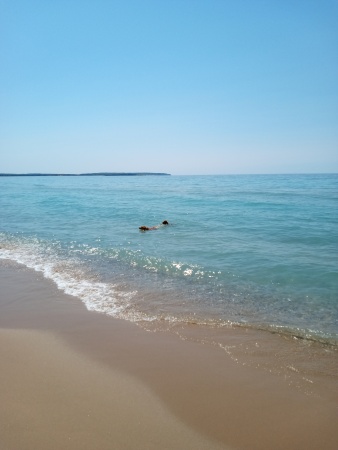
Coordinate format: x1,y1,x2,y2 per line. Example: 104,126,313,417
0,262,337,450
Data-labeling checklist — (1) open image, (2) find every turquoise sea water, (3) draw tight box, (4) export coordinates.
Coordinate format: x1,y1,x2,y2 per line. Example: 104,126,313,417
0,174,337,345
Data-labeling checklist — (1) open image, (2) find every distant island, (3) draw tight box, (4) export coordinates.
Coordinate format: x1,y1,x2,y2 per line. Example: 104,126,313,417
0,172,170,177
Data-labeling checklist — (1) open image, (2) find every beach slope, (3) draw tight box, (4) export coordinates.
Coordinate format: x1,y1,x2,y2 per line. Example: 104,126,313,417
0,263,337,450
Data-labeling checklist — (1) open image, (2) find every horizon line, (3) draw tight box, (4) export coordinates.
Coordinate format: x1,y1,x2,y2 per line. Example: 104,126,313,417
0,172,171,177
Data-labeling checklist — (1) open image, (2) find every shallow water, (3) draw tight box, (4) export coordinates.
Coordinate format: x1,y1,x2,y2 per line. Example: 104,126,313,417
0,174,337,345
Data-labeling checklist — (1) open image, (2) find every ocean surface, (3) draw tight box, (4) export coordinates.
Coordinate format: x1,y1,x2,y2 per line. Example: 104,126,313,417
1,174,337,346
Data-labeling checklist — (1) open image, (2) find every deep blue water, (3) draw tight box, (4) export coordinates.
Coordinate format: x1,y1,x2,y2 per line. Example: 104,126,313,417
1,174,337,344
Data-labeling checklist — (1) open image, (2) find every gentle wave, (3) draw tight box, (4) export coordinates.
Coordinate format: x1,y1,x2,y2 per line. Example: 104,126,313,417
0,234,138,320
1,232,337,347
0,233,224,324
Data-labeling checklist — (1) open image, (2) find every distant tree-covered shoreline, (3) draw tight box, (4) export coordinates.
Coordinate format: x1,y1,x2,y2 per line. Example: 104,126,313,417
0,172,171,177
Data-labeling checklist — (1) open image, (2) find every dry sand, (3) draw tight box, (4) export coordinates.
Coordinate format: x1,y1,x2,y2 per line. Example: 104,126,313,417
0,263,337,450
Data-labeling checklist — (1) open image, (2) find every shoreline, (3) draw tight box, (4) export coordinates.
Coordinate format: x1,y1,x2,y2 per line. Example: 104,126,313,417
0,172,171,177
1,261,338,449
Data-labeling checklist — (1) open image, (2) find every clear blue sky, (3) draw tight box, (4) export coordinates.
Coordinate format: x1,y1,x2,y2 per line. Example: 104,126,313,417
1,0,337,174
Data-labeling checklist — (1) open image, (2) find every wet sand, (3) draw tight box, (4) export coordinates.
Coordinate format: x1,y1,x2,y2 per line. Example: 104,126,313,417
0,262,337,450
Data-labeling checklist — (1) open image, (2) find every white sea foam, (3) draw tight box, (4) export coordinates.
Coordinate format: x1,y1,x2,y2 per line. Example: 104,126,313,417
0,239,136,319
